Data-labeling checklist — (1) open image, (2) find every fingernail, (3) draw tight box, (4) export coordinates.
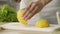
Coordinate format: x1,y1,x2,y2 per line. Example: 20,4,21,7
22,13,24,16
22,15,23,17
22,16,24,19
25,19,27,21
22,16,26,20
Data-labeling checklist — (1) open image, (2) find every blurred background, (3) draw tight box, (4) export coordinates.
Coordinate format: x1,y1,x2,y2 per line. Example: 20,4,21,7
0,0,20,11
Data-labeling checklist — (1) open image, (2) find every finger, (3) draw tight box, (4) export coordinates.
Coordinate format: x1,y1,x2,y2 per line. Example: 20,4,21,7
31,6,38,14
25,6,38,20
23,3,36,19
22,2,33,16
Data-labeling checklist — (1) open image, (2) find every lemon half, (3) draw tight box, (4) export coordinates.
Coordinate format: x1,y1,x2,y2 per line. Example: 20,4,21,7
35,19,50,28
17,9,27,25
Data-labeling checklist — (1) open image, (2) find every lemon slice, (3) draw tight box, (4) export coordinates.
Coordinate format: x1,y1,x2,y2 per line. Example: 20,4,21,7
17,9,27,25
35,19,50,28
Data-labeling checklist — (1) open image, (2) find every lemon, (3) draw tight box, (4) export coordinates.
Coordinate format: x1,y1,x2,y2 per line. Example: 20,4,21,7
35,19,50,28
17,9,27,25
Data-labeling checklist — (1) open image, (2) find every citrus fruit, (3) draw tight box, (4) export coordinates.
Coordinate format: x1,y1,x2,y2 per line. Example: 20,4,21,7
35,19,50,28
17,9,27,25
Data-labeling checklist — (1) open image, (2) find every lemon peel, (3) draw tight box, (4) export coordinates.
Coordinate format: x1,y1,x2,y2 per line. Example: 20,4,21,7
35,19,50,28
17,9,27,25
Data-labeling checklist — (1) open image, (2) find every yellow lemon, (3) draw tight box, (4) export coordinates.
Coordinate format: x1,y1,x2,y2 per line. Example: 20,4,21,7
35,19,50,28
17,9,27,25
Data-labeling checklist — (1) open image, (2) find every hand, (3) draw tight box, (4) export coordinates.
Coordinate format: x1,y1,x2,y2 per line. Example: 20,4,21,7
22,1,44,20
22,0,52,20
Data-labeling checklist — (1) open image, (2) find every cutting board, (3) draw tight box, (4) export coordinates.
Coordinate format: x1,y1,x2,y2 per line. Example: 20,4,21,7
1,22,60,32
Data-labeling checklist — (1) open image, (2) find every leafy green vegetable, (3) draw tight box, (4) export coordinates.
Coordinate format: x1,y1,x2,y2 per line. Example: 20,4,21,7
0,4,18,22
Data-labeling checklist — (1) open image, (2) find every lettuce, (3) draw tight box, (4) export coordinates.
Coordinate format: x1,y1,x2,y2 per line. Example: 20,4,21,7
0,5,18,22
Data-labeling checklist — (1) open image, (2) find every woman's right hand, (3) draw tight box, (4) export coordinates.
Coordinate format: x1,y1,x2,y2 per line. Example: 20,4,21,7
22,0,52,20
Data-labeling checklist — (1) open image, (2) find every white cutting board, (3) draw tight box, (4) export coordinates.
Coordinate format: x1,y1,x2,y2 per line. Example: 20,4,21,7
1,22,60,32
